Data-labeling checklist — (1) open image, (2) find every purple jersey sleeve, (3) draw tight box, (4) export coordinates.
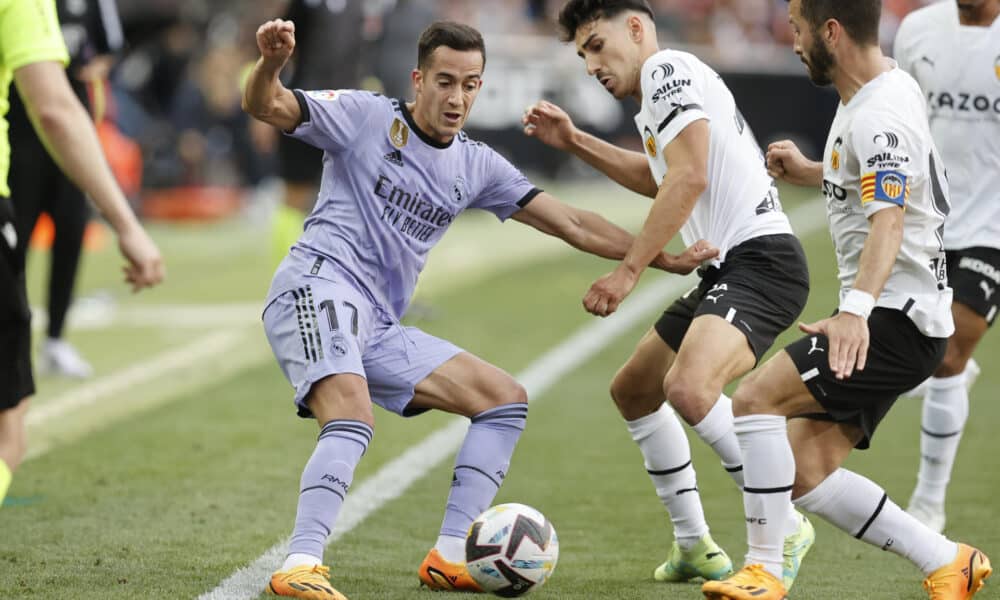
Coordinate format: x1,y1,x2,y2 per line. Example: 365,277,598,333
470,147,541,221
286,89,379,154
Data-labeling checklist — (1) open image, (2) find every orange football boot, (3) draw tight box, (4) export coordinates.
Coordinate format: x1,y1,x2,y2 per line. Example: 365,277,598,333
268,564,347,599
923,544,992,600
418,549,483,592
702,564,788,600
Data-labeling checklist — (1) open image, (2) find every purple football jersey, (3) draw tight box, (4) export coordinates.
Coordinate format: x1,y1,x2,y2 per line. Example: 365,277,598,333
284,89,539,318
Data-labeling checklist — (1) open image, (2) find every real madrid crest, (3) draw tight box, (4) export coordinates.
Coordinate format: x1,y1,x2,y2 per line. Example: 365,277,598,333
995,54,1000,81
643,126,657,158
390,118,410,149
451,176,467,205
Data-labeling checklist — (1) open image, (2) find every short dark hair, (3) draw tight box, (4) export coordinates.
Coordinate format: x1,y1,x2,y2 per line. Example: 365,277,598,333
417,21,486,70
557,0,655,42
793,0,881,46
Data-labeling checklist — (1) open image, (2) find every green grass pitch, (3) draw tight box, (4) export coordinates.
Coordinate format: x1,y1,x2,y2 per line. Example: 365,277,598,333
2,183,997,599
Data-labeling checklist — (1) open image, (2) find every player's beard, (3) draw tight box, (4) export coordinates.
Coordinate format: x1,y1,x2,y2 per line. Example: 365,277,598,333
803,37,835,86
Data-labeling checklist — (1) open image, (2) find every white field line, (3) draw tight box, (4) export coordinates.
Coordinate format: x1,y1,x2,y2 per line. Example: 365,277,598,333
26,329,247,428
24,327,271,461
30,302,262,332
200,202,827,600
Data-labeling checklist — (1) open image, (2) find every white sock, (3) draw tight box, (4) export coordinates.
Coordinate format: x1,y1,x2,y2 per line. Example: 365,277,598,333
914,373,968,506
795,469,957,574
435,534,466,563
627,403,709,550
692,394,745,488
282,552,321,571
736,415,793,581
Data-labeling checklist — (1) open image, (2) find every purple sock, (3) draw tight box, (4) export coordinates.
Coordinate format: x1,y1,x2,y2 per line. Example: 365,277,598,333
287,420,373,560
439,403,528,539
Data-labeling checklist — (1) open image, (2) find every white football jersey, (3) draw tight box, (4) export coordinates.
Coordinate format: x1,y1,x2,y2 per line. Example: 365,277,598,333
894,2,1000,250
823,63,954,338
634,49,792,265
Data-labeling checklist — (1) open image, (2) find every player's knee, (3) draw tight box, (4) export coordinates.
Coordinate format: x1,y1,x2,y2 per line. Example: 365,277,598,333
935,345,972,377
495,380,528,407
609,368,632,405
791,464,831,500
662,371,715,424
307,376,374,426
477,371,528,410
610,368,659,420
730,369,778,417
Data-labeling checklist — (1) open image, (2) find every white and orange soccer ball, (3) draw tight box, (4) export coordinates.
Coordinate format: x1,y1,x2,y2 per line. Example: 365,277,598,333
465,503,559,597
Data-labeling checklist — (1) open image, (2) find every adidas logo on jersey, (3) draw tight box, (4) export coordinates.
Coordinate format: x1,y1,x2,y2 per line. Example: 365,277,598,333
383,149,404,167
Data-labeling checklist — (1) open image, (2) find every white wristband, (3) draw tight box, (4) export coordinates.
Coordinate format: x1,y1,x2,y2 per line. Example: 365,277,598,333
839,289,875,319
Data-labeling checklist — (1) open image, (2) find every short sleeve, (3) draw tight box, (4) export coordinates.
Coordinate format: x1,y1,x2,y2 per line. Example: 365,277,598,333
0,0,69,72
470,147,540,222
851,112,917,218
892,14,918,74
642,56,710,148
286,89,379,154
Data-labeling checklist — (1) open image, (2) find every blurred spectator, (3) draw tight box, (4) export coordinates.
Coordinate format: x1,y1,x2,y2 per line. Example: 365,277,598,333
80,0,939,199
373,0,437,99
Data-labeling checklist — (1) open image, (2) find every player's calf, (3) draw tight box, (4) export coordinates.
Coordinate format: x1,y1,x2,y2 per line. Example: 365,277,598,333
434,402,528,565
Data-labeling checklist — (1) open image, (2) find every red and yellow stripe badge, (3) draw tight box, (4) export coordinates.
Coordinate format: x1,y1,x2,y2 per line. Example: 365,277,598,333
862,171,908,207
861,173,876,204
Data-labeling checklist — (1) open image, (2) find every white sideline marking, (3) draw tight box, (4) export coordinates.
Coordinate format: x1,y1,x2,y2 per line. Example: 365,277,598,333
26,329,250,428
31,302,262,332
200,202,828,600
25,327,273,461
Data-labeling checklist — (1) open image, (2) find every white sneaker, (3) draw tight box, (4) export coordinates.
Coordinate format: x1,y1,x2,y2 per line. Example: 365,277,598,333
965,358,981,391
907,496,946,534
40,338,93,378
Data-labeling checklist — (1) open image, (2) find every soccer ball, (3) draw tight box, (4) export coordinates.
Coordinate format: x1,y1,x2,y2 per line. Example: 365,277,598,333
465,503,559,597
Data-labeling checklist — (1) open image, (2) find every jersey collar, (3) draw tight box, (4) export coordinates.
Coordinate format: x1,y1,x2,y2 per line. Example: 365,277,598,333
399,100,454,149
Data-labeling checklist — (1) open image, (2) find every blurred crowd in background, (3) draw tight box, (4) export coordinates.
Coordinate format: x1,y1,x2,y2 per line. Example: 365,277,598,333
50,0,938,210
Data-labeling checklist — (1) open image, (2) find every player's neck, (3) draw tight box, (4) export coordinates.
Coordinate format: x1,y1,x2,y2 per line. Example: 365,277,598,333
833,46,890,105
405,101,455,145
631,44,661,102
958,1,1000,26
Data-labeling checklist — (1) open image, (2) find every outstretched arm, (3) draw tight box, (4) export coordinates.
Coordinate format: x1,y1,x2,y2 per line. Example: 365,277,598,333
242,19,302,131
13,61,163,291
523,101,658,198
511,192,717,274
582,119,710,317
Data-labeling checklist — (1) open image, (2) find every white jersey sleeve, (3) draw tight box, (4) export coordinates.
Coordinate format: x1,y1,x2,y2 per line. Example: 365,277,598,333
892,1,1000,251
850,110,916,218
892,9,920,75
632,49,792,261
639,54,710,152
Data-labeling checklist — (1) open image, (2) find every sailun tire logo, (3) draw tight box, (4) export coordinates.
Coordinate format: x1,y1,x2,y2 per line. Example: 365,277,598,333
652,62,674,80
873,131,900,148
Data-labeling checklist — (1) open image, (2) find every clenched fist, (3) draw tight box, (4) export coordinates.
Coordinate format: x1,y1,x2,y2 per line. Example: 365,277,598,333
256,19,296,66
